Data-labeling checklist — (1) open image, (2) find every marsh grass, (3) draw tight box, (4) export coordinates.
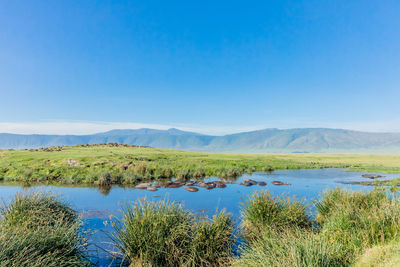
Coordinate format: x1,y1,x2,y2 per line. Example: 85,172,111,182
187,211,235,267
237,188,400,266
315,188,400,260
111,199,234,266
111,200,192,266
0,191,76,228
2,144,400,185
355,240,400,267
241,190,310,239
234,227,347,267
0,192,90,266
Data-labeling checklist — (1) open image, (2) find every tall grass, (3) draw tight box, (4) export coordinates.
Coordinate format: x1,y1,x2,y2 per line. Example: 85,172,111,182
234,227,347,267
354,240,400,267
237,190,334,266
111,200,192,266
187,211,234,267
111,199,234,266
315,188,400,256
241,190,310,239
237,188,400,266
0,192,90,266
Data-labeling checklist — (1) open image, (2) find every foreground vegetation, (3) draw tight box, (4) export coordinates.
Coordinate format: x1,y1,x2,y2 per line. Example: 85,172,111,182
111,199,234,266
355,241,400,267
4,188,400,266
1,144,400,185
236,189,400,266
0,192,89,266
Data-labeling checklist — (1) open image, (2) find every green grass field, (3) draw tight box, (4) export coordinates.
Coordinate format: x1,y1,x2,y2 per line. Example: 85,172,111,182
1,144,400,185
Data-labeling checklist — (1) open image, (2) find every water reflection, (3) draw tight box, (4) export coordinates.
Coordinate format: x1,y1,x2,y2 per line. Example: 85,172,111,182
98,185,112,196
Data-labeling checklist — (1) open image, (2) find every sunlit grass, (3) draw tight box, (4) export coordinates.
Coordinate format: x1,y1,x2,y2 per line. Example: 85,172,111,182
0,192,90,266
355,240,400,267
237,188,400,266
110,199,234,266
1,144,399,185
234,227,347,267
315,189,400,259
241,190,310,240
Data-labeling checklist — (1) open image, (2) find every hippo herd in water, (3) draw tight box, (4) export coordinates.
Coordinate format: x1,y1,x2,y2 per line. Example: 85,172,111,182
361,174,384,179
134,178,291,192
133,173,383,192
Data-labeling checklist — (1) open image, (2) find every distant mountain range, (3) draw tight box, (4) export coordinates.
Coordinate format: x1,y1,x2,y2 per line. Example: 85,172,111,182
1,128,400,153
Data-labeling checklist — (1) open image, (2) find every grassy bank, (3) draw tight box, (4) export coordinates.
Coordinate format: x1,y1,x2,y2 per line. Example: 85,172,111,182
0,192,90,266
236,188,400,266
111,199,234,266
1,144,400,185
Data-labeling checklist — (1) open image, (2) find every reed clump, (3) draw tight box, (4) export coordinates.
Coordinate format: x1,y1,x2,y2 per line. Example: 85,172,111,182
111,199,234,266
236,188,400,267
241,190,310,240
315,188,400,259
234,227,346,267
0,192,90,266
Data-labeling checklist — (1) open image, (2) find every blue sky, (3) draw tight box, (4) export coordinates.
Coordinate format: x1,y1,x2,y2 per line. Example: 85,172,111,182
1,0,399,134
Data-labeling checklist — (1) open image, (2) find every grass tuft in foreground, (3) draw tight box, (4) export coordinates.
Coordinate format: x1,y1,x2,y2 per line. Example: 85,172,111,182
234,227,346,267
241,190,310,239
315,188,400,260
0,192,90,266
187,211,235,266
111,199,234,267
236,188,400,267
354,240,400,267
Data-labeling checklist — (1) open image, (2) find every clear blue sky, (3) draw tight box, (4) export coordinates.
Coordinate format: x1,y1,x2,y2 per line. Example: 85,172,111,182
1,0,399,134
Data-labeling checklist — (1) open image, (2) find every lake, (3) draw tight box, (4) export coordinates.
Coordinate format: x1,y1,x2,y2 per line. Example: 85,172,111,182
0,168,398,265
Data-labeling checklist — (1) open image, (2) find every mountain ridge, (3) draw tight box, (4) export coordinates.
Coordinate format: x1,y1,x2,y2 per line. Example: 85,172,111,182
1,128,400,153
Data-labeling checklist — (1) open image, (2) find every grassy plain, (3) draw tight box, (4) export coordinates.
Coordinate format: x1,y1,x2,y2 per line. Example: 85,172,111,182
0,144,400,185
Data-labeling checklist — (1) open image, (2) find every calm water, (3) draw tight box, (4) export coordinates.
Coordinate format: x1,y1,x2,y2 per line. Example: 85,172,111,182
0,168,398,265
